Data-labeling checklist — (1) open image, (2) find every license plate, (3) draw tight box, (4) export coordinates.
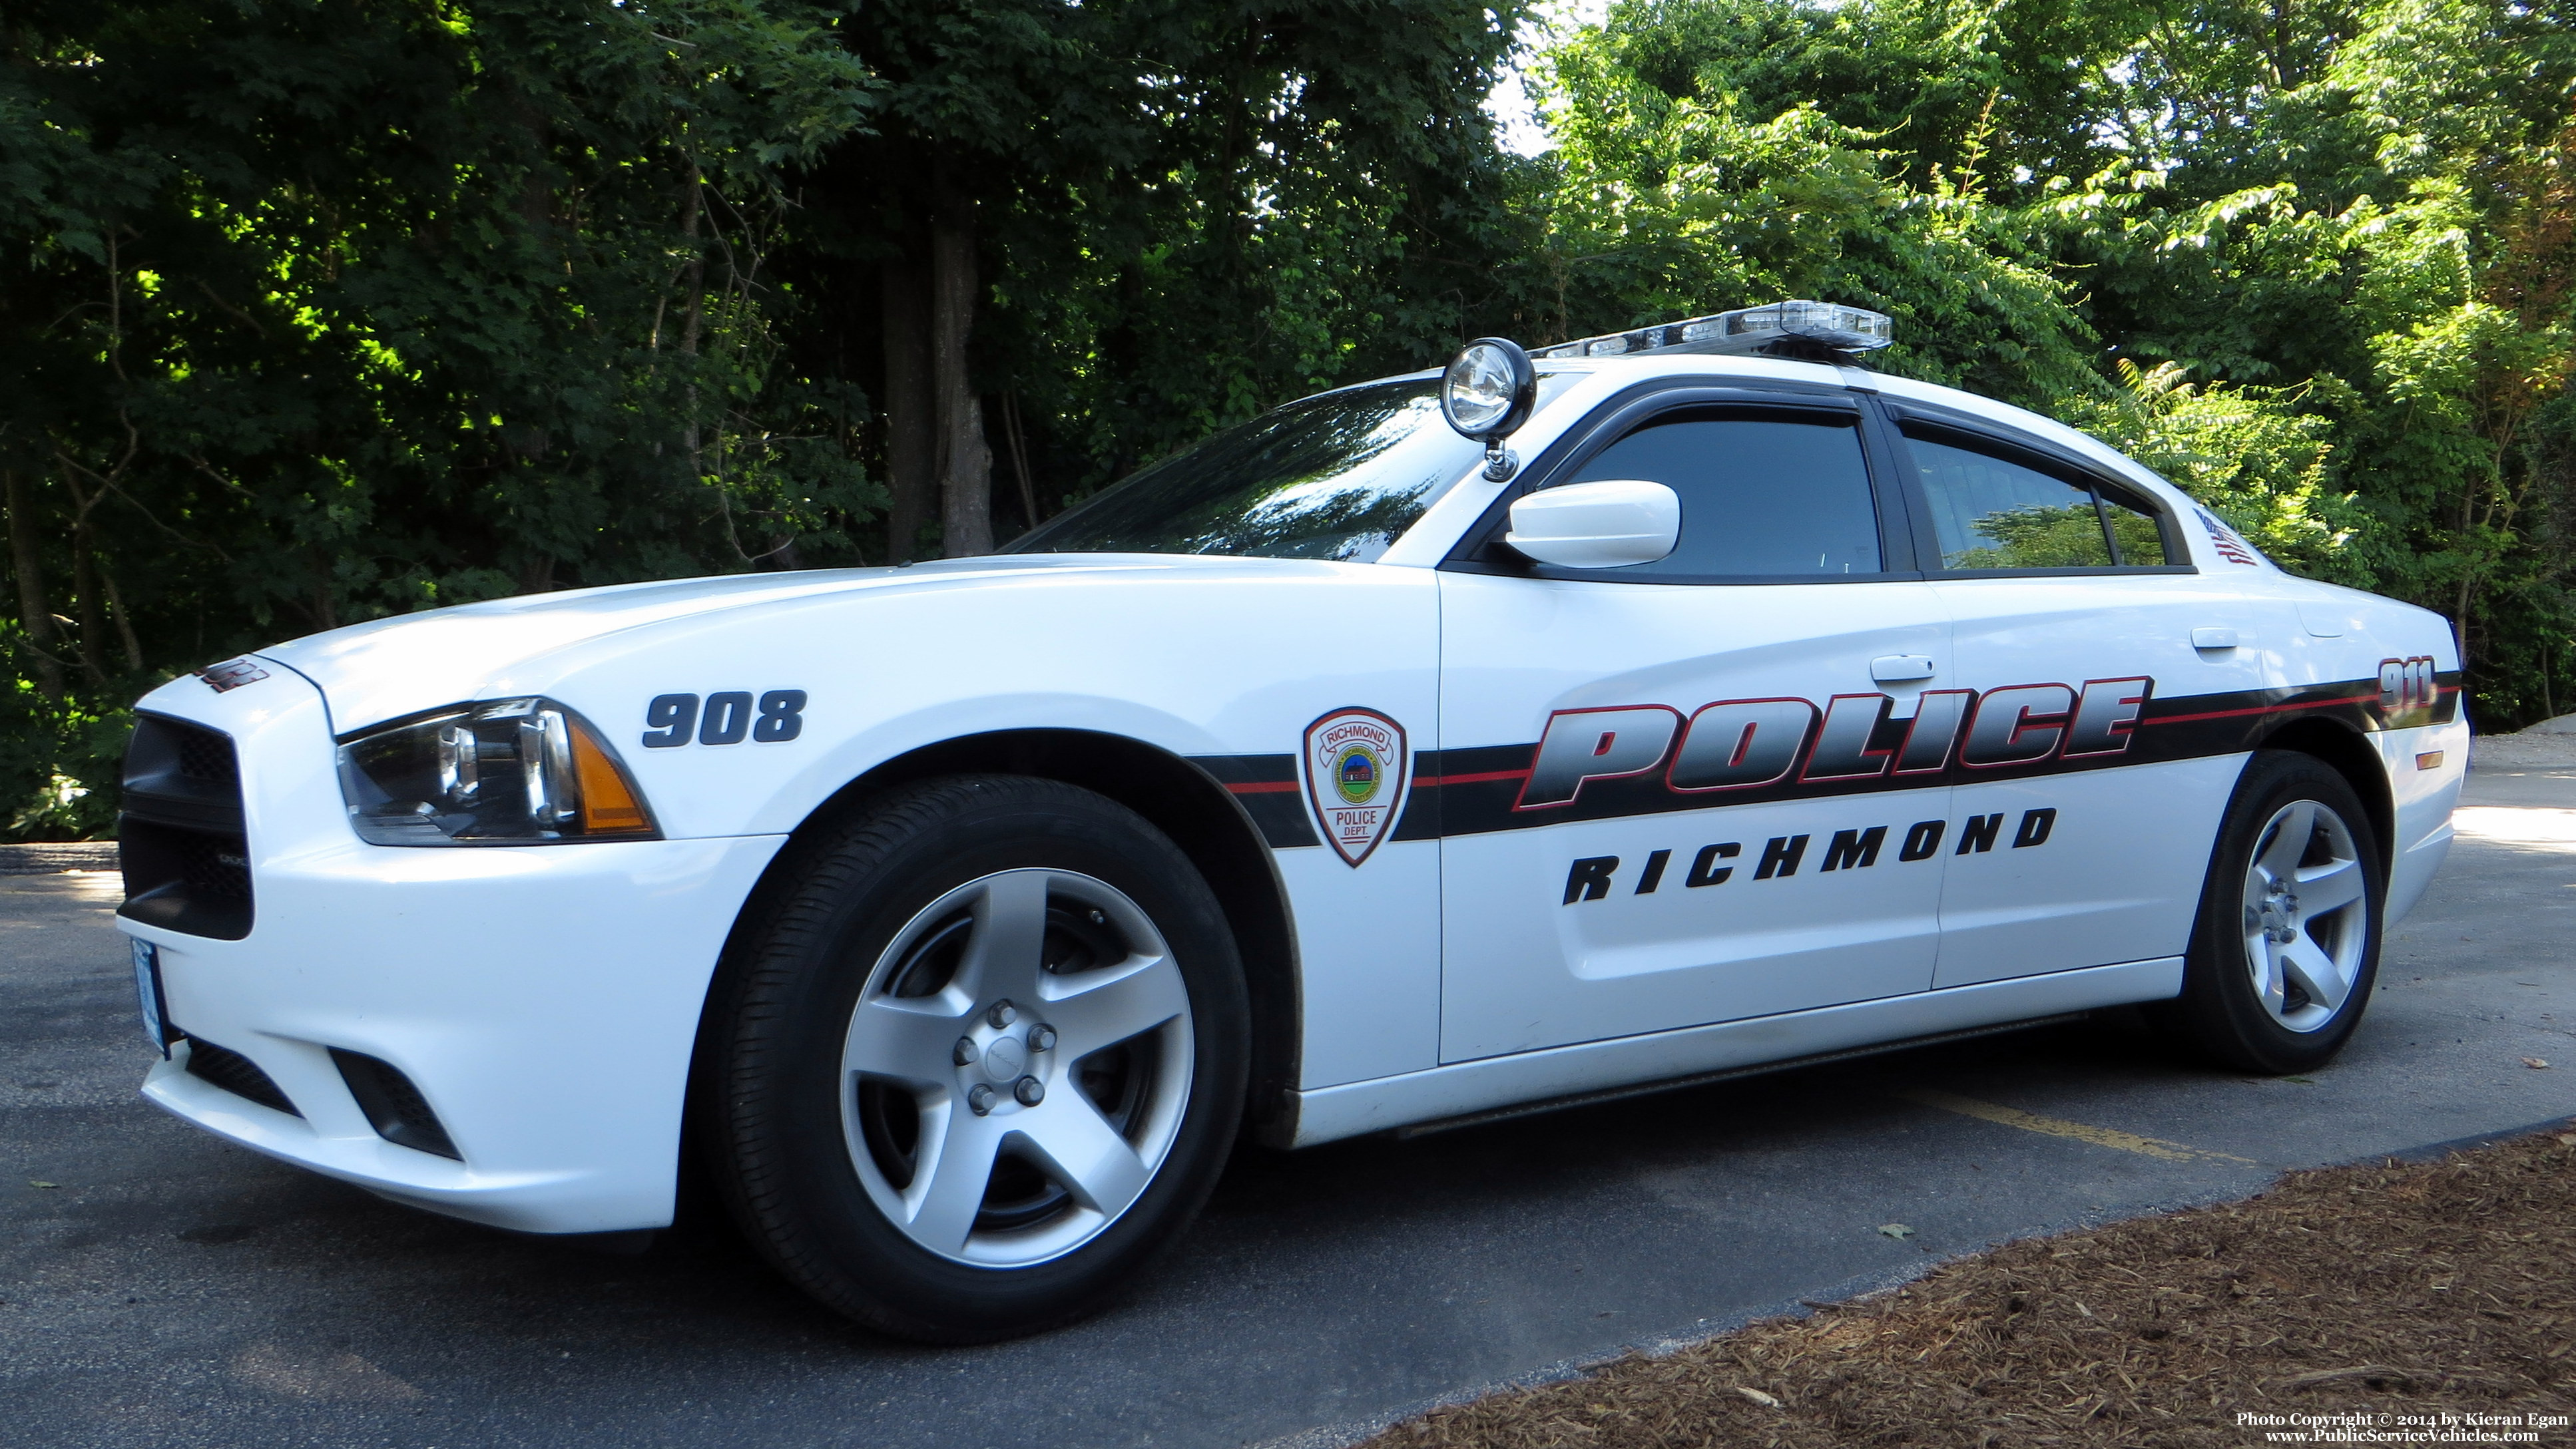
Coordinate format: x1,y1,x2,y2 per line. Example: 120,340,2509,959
132,938,169,1058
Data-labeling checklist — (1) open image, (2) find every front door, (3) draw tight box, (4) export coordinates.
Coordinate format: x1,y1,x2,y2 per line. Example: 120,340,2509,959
1435,397,1955,1062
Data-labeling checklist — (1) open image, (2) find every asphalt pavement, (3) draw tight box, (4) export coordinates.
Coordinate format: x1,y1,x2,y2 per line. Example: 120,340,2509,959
6,747,2573,1448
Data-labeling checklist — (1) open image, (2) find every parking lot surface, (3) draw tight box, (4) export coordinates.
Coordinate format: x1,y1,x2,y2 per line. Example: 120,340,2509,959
6,750,2573,1448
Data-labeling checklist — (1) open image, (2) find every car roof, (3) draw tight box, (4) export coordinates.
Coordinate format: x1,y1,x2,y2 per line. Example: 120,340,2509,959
1445,351,2195,514
1315,350,2203,536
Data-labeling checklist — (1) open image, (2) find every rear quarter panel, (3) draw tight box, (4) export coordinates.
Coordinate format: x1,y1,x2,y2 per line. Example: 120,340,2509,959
2263,578,2466,925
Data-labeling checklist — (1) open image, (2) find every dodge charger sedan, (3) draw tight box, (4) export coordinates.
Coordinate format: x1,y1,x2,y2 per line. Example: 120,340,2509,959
116,300,2464,1341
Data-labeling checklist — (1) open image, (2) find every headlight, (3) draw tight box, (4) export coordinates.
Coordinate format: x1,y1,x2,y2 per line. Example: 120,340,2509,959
337,698,658,845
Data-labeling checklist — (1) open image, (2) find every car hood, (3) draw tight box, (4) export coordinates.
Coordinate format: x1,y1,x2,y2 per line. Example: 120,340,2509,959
252,554,1279,733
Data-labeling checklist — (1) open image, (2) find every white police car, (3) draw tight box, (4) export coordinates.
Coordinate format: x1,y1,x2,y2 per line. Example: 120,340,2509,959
117,301,2465,1341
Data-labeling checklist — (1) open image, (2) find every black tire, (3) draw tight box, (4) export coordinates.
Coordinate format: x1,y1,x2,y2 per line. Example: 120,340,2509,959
2157,749,2385,1074
699,774,1248,1342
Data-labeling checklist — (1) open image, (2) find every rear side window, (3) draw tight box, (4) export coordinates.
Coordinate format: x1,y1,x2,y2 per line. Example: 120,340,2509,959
1559,411,1882,579
2099,492,2168,565
1904,429,2167,570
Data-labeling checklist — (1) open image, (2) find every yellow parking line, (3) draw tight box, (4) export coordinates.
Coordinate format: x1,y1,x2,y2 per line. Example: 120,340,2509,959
1899,1088,2254,1163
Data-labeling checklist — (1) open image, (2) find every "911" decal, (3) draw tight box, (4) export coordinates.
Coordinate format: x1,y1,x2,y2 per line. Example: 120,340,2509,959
2378,656,2437,711
641,690,808,747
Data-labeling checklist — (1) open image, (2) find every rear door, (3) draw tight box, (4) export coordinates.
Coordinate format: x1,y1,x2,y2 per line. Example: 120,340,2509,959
1878,404,2270,986
1433,384,1956,1062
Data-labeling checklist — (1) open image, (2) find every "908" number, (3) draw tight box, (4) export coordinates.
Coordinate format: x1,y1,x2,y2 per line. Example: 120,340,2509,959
641,690,807,747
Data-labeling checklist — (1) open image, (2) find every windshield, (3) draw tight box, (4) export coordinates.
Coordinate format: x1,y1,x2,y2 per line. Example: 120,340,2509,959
1007,379,1503,562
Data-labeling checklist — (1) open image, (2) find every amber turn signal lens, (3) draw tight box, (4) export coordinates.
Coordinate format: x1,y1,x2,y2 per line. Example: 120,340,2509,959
571,720,652,834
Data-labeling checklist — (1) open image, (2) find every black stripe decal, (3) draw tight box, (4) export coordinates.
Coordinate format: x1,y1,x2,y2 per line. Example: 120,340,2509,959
1196,672,2455,851
1194,752,1318,849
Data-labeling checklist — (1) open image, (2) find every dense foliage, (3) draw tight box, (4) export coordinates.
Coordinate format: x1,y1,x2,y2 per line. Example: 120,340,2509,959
1503,0,2576,725
5,0,2573,837
2,0,881,834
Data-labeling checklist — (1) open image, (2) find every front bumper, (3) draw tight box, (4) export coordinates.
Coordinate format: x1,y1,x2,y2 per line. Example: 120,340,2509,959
120,665,784,1234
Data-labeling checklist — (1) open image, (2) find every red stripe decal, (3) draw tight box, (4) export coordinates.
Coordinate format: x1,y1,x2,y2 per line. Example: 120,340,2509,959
1224,781,1300,795
1417,769,1533,787
2142,697,2353,726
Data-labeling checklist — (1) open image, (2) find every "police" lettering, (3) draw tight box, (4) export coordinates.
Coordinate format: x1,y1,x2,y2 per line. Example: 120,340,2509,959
1516,680,2151,811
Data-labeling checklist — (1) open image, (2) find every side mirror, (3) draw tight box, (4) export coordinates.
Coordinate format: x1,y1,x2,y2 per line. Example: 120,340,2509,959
1504,480,1680,570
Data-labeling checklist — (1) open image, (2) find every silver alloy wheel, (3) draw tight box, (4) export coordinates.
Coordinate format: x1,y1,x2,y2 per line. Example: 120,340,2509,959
839,868,1194,1267
2238,798,2370,1033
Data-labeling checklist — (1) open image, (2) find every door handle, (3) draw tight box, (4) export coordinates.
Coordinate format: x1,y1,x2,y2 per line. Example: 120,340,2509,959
1870,655,1937,684
2190,627,2240,650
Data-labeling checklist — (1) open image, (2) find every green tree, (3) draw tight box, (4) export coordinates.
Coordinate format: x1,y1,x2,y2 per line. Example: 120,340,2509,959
1508,11,2103,406
1,0,1539,836
1,0,877,837
782,0,1535,555
1521,0,2576,724
13,0,2576,841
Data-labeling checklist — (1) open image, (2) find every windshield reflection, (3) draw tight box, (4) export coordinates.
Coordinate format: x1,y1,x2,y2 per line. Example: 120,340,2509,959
1007,381,1488,562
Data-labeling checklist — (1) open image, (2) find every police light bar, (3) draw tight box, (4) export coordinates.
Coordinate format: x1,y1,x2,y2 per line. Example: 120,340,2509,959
1529,300,1895,361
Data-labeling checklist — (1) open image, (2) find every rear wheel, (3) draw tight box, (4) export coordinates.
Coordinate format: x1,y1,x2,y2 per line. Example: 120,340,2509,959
2160,749,2384,1074
702,775,1247,1341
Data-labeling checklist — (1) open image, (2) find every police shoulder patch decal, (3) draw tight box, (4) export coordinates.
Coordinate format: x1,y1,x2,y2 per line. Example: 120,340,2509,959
1302,707,1411,867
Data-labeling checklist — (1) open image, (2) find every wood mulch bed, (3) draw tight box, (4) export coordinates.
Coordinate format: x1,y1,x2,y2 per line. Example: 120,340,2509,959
1369,1126,2576,1447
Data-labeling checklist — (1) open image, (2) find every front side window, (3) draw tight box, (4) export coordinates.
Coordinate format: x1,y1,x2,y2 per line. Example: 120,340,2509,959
1553,410,1883,580
1012,377,1566,563
1906,429,2169,570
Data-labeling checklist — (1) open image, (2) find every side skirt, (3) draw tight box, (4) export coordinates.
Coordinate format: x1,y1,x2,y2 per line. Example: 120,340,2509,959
1278,957,2183,1148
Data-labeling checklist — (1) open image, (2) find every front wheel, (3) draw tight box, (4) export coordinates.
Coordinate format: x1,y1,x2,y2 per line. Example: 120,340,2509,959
700,775,1248,1341
2159,749,2384,1074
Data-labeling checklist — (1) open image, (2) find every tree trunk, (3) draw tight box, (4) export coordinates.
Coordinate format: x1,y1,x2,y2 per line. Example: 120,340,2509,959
1102,262,1151,481
98,559,143,670
3,469,64,701
1001,390,1040,533
679,160,706,483
931,176,993,558
515,553,555,596
879,256,938,563
70,524,105,690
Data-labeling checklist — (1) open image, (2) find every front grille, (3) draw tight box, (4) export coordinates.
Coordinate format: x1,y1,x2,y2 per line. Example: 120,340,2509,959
120,714,254,940
331,1050,461,1160
182,1035,300,1117
147,827,251,901
171,729,240,790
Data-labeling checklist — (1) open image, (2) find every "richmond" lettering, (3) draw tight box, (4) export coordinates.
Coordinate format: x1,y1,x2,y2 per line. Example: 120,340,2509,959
1562,808,2060,905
